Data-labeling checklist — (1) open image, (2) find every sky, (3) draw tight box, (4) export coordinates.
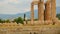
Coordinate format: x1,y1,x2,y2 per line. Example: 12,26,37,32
0,0,60,14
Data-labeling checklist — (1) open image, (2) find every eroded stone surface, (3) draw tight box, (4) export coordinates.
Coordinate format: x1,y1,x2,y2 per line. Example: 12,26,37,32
0,25,60,34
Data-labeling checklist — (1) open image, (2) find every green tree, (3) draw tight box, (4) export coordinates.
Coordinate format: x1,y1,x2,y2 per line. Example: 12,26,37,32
5,19,10,23
0,19,5,23
2,20,5,23
57,14,60,20
0,19,2,23
14,17,23,24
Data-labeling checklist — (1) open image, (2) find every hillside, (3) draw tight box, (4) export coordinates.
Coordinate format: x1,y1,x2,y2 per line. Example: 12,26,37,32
0,7,60,20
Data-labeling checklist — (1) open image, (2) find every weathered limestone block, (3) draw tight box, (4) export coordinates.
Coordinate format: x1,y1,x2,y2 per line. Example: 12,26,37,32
0,31,7,34
0,23,3,27
18,23,23,26
0,25,60,34
52,18,60,25
0,28,7,34
24,21,26,25
44,20,53,25
32,1,39,5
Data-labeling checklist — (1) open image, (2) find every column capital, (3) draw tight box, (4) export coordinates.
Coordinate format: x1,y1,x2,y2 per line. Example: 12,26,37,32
31,2,34,5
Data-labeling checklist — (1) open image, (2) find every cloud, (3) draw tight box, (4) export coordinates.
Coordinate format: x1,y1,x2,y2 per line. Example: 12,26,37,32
0,4,20,14
56,0,60,7
0,0,32,14
0,0,60,14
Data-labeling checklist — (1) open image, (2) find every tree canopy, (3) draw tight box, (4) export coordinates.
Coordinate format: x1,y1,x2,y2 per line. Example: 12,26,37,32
14,17,24,24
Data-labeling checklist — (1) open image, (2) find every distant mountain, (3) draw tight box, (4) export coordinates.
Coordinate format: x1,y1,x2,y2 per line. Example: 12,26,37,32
0,7,60,20
56,7,60,14
0,13,24,20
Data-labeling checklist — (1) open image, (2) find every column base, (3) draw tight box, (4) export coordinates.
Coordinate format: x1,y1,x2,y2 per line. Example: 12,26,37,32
52,18,60,25
30,21,34,25
24,21,26,25
38,20,44,25
44,20,53,25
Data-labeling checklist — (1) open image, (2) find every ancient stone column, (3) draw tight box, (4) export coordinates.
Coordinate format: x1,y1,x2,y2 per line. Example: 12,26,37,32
44,0,52,24
31,3,34,24
51,0,57,25
45,1,51,20
38,0,44,24
51,0,56,19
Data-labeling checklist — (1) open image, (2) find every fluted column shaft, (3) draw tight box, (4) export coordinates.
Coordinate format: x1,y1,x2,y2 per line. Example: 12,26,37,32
51,0,56,19
45,1,51,20
38,0,44,24
31,3,34,24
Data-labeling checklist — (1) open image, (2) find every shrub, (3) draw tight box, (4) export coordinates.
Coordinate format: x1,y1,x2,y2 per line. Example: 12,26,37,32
14,17,23,24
